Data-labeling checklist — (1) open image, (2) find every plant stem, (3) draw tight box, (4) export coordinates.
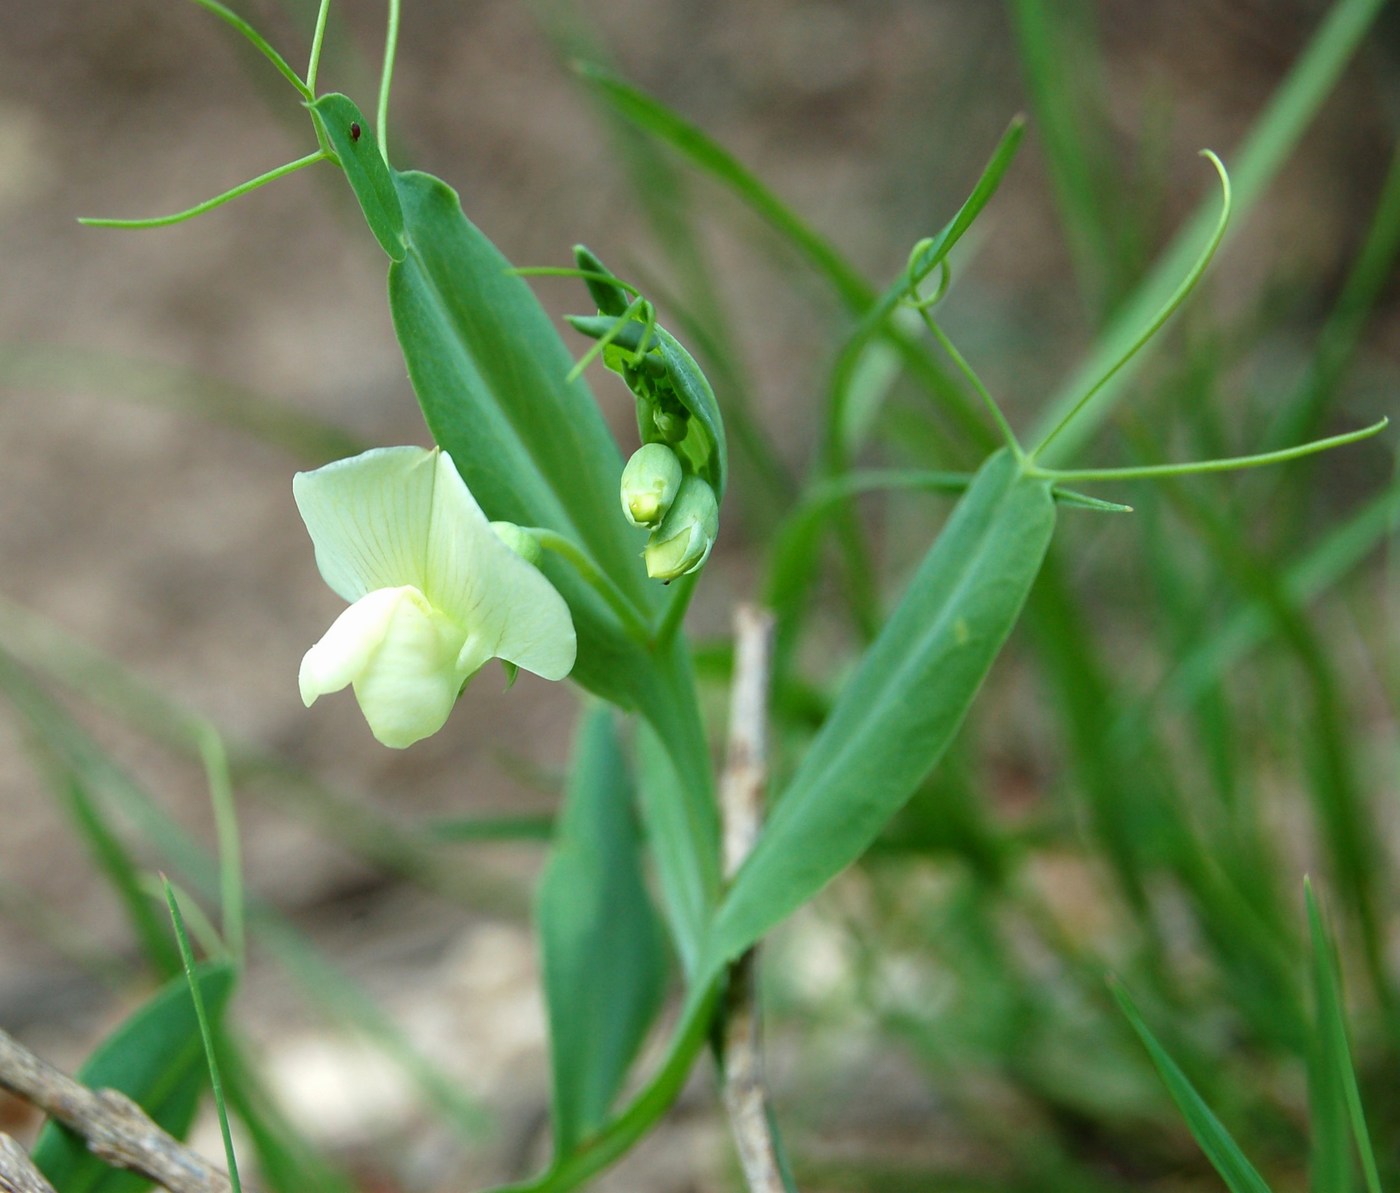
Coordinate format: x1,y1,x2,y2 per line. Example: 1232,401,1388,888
79,152,328,229
306,0,333,94
377,0,402,161
530,529,652,641
1030,417,1388,485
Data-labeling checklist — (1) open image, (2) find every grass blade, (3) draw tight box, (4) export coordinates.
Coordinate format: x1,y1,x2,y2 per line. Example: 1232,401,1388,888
575,63,870,310
1305,880,1382,1193
56,769,182,979
1111,978,1276,1193
30,962,237,1193
164,880,242,1193
1007,0,1120,310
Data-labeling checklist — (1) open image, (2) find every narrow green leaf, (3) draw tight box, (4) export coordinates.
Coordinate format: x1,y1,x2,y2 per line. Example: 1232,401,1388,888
58,771,181,978
1305,881,1382,1193
575,62,870,310
1112,979,1275,1193
31,962,237,1193
1008,0,1122,309
710,451,1056,965
538,707,669,1155
309,93,406,261
164,882,241,1193
902,117,1026,298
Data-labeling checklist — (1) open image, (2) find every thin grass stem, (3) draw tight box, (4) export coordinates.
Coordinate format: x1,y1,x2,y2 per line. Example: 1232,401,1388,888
163,878,242,1193
199,729,245,968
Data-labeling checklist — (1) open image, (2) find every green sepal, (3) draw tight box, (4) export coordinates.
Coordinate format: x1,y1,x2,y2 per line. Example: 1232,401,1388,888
567,314,657,359
574,245,632,317
309,93,406,262
651,325,727,500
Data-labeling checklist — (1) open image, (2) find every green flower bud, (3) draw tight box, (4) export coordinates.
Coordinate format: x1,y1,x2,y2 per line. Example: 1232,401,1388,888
644,475,719,581
620,443,683,528
490,521,543,566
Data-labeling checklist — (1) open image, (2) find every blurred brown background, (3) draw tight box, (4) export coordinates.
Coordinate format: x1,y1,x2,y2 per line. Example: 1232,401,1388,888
0,0,1395,1187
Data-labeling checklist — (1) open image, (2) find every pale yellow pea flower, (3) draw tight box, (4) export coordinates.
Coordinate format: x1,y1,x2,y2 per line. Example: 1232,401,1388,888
295,446,576,748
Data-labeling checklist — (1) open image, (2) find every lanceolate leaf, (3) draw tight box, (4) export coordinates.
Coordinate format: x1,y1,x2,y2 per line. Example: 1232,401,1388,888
707,451,1056,967
32,961,238,1193
385,168,661,706
538,707,669,1156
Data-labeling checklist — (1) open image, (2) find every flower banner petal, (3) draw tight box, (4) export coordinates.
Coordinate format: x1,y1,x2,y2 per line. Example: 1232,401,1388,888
293,447,437,602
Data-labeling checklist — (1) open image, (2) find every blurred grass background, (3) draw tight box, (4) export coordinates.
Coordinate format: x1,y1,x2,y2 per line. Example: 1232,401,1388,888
0,0,1397,1189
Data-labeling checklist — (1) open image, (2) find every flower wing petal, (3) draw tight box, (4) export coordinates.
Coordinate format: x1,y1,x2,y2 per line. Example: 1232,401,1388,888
299,585,413,706
293,447,437,602
426,450,577,681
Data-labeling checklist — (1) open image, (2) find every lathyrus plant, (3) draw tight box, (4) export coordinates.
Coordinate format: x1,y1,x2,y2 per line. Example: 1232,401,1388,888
78,1,1388,1190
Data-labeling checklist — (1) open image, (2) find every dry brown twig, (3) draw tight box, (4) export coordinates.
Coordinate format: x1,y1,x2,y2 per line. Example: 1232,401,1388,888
0,1133,57,1193
0,1026,234,1193
719,604,788,1193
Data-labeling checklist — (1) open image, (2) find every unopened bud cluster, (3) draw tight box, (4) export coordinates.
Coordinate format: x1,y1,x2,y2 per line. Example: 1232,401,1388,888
570,245,725,585
620,444,719,581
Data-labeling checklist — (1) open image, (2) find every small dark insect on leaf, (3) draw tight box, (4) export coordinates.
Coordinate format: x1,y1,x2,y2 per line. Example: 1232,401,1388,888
350,122,362,142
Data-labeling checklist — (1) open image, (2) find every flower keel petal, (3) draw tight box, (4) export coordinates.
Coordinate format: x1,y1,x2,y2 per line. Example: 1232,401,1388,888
299,586,411,707
349,587,465,748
